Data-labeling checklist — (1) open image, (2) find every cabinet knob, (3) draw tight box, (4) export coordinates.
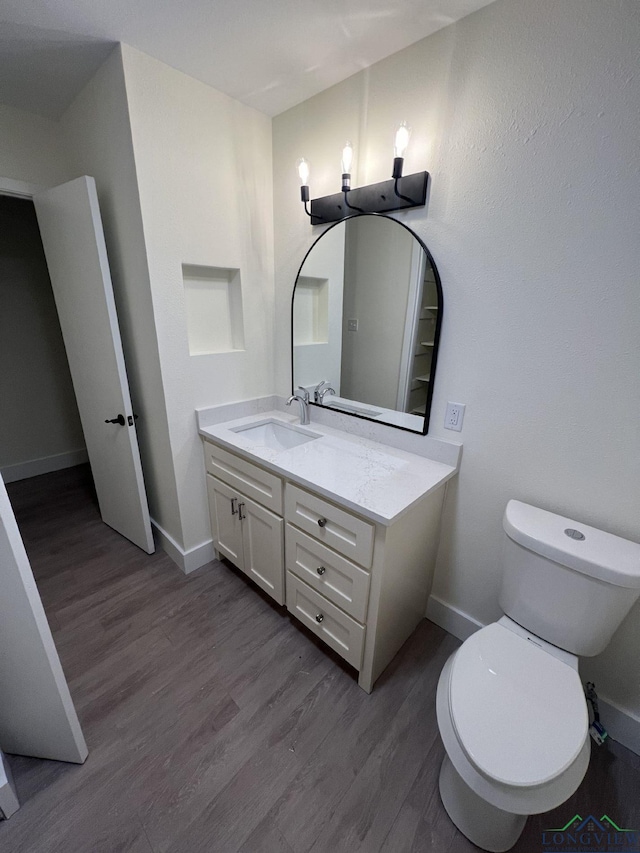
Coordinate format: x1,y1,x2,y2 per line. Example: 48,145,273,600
315,613,324,623
316,566,326,576
317,517,327,528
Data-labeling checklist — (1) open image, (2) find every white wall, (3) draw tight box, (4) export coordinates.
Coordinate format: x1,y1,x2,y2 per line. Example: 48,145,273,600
273,0,640,719
59,45,182,544
0,196,85,474
121,45,275,554
0,102,70,187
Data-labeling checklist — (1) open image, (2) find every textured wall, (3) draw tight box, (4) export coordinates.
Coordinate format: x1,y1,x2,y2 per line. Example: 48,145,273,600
122,46,275,552
273,0,640,717
0,102,70,187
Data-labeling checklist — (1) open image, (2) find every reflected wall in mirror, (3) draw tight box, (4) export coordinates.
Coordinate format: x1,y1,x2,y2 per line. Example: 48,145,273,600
291,214,443,433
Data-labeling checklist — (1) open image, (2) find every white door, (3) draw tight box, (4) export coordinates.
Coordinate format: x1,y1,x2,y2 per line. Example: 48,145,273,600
33,177,154,553
0,476,87,763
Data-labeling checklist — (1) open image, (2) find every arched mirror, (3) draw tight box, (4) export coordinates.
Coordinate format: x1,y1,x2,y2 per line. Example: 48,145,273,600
291,214,443,434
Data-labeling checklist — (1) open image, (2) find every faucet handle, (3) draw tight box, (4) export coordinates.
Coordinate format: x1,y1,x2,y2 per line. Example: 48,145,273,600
313,380,330,403
296,386,310,404
318,386,336,405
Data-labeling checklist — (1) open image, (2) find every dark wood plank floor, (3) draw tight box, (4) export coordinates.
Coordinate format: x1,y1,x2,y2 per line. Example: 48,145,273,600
1,465,639,852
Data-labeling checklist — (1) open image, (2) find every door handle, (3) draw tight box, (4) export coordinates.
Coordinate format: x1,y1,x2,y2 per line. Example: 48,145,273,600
231,497,238,516
105,414,125,426
238,502,246,521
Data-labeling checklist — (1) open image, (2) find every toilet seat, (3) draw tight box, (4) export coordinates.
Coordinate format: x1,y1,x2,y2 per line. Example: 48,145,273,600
448,623,588,788
436,650,590,818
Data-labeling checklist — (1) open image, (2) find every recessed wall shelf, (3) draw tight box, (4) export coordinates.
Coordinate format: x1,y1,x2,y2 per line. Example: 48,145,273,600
182,264,245,356
293,276,329,345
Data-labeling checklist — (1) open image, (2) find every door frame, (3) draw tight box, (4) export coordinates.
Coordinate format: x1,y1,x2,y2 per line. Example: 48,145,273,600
0,176,44,200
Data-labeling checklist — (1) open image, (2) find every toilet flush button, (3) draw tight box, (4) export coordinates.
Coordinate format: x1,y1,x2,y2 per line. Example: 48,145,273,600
565,528,585,541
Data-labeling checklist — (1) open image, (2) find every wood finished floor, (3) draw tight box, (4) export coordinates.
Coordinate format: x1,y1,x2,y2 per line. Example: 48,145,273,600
1,465,639,852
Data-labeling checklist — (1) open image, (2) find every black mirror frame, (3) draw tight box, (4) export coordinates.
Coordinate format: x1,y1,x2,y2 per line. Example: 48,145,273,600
290,212,444,436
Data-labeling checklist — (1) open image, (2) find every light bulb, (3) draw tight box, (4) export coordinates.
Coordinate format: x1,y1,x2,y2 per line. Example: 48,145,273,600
297,158,310,186
297,158,310,204
394,122,411,158
341,142,353,175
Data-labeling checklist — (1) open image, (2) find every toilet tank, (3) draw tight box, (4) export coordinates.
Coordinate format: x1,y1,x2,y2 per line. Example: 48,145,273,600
499,501,640,656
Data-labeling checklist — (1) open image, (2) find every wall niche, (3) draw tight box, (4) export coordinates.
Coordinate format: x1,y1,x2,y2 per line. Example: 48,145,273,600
182,263,245,355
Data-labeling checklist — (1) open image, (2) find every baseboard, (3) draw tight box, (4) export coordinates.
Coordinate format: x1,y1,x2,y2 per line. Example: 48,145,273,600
150,519,215,575
426,593,640,757
597,696,640,757
426,593,484,642
1,449,88,484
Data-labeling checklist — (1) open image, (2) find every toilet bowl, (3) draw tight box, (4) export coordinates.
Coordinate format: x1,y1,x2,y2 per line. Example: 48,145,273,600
436,618,590,852
436,500,640,852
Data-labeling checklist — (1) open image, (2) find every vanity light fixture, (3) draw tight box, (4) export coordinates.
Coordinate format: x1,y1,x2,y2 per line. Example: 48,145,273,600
341,142,353,191
392,122,411,179
340,141,365,214
298,124,428,225
297,158,311,216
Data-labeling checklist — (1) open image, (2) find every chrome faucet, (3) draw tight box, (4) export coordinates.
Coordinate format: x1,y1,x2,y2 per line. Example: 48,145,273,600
318,385,336,405
313,380,332,403
286,391,310,425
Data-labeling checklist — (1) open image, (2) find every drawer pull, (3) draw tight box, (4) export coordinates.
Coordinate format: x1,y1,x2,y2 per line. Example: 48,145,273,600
315,613,324,623
316,566,326,575
317,517,327,528
238,502,246,521
230,497,238,516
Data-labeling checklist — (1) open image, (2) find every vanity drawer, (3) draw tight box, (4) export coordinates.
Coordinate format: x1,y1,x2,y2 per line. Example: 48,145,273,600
286,572,365,670
285,484,374,569
203,442,283,514
285,525,370,623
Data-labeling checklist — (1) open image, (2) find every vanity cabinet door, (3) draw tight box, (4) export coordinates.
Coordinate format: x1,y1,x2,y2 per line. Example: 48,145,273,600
207,474,285,606
240,496,284,605
207,476,243,567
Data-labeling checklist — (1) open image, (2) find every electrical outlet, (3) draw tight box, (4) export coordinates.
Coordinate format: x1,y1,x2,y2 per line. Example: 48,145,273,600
444,402,465,432
348,319,358,332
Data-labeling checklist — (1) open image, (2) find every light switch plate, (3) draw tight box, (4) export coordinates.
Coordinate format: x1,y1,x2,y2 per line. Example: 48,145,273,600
444,402,465,432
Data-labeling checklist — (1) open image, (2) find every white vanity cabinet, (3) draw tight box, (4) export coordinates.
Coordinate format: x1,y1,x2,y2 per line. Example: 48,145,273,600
205,443,285,605
203,434,449,693
284,482,445,692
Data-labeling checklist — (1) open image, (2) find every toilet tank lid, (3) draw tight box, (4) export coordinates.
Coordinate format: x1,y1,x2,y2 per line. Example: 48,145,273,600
504,501,640,589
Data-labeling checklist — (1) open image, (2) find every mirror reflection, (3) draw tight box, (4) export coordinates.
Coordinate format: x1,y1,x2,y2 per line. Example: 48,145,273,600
292,214,442,433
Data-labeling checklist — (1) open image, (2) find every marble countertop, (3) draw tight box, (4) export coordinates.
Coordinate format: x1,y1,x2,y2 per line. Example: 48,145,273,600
199,410,458,526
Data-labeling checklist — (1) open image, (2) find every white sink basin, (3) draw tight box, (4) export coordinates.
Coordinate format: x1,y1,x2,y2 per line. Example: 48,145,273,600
230,418,320,451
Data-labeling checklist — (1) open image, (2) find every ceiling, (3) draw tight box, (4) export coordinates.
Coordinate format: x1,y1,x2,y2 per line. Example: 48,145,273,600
0,0,495,119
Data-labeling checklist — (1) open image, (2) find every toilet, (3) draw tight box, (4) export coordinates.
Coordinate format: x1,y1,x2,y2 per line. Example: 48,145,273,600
436,500,640,853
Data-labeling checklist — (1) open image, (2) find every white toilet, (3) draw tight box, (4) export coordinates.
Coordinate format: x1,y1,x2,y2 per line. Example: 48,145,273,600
436,499,640,853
